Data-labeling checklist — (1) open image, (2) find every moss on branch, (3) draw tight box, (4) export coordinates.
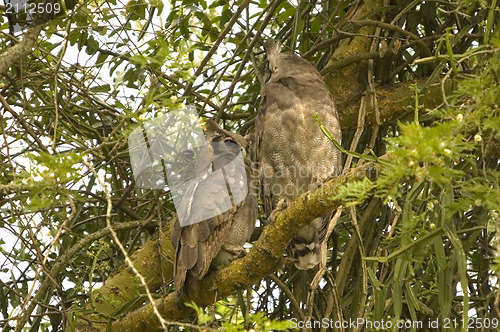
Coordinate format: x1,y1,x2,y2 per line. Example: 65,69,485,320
106,162,380,332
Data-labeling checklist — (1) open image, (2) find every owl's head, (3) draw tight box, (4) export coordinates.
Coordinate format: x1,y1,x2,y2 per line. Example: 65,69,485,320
262,39,323,83
263,39,282,76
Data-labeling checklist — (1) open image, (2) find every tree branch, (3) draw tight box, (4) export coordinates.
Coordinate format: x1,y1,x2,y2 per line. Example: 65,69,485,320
338,78,452,131
0,24,43,76
15,221,146,332
349,20,432,57
182,0,252,98
106,161,380,331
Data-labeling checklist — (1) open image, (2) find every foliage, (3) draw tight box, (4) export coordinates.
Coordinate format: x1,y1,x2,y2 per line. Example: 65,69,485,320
186,301,293,331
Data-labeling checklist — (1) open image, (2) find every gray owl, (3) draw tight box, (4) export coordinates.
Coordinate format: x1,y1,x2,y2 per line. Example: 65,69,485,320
256,39,342,270
171,119,257,297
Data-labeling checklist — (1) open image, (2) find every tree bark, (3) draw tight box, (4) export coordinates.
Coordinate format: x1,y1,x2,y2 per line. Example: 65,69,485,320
0,24,44,76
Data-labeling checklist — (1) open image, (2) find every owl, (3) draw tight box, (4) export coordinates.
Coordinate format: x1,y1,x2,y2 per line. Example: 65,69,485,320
171,119,257,297
255,39,342,270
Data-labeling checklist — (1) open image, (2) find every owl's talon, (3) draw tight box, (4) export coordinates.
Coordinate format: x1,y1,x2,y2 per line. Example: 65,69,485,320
222,244,246,261
282,256,295,267
269,198,288,222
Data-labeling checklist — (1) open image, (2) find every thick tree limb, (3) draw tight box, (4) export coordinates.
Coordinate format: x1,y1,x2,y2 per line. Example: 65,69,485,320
75,219,176,332
324,0,382,118
107,161,380,331
339,78,452,131
0,24,43,76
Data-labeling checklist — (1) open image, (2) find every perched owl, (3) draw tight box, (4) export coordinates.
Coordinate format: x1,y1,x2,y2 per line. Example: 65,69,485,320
171,119,257,297
256,39,342,270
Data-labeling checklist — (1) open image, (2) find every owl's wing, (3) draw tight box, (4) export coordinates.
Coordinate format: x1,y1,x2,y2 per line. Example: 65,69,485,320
172,207,235,296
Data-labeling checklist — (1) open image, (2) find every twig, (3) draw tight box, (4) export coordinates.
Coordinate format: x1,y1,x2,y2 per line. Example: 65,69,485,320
0,94,50,154
215,0,284,122
13,219,146,332
182,0,252,98
269,274,305,321
84,160,168,330
350,20,432,57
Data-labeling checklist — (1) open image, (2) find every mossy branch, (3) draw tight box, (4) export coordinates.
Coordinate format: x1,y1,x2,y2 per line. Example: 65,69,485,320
0,24,44,76
106,161,381,331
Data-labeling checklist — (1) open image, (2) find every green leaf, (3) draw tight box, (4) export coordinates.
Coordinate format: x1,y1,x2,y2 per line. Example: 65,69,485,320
278,4,296,24
86,36,99,55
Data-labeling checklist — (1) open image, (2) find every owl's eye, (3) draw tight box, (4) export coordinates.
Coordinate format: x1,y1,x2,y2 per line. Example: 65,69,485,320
210,137,239,154
223,137,241,155
179,149,195,160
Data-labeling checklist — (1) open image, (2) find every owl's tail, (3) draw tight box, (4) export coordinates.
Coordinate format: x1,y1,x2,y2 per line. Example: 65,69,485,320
291,217,323,270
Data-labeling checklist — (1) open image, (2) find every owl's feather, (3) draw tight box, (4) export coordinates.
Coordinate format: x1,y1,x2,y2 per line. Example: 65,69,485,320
256,40,342,269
